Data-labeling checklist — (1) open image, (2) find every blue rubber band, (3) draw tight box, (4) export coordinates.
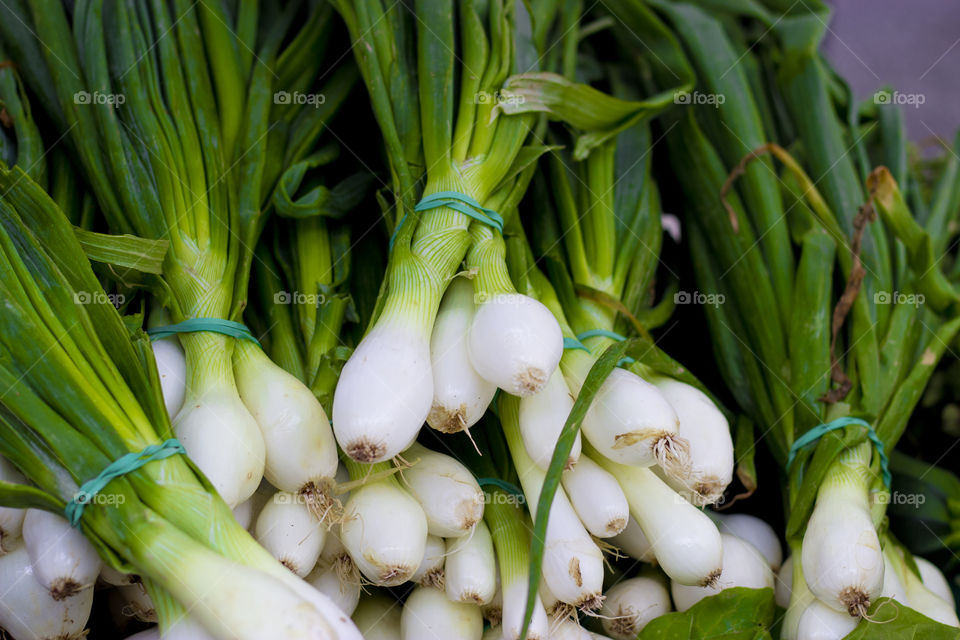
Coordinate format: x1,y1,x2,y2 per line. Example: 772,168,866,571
65,439,187,527
563,336,591,353
389,191,504,250
147,318,260,346
786,417,891,489
476,477,525,497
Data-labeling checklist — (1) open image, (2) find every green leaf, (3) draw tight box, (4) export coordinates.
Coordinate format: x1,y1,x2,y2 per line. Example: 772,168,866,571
0,480,63,511
637,587,776,639
496,72,678,159
842,597,960,639
273,157,374,220
73,228,169,275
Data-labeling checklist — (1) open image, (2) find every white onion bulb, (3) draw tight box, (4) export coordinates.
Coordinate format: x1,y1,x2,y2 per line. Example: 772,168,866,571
401,586,483,640
801,443,883,616
711,512,783,571
401,442,484,537
333,322,432,462
22,509,101,599
562,454,628,538
580,369,684,470
914,555,954,604
610,517,656,563
427,277,497,432
446,522,497,605
653,378,732,504
468,293,562,396
254,491,327,577
410,534,446,588
151,337,186,418
796,599,859,639
600,576,671,639
0,542,93,640
340,480,427,586
234,342,338,516
519,369,579,470
671,534,774,611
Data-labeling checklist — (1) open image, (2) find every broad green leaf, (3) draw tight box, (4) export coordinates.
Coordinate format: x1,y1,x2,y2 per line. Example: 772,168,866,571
842,597,960,639
637,587,776,639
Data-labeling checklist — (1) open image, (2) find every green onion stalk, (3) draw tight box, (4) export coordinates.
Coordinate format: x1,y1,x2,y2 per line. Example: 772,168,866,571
524,110,735,505
0,2,357,514
0,165,363,639
617,0,960,628
443,418,553,640
328,0,654,462
502,121,726,591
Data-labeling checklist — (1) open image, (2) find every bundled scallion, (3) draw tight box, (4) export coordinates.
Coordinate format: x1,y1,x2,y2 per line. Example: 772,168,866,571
616,0,960,630
0,0,354,513
0,164,361,639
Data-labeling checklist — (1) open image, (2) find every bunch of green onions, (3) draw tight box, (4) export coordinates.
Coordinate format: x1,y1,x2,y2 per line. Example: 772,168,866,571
618,0,960,633
0,164,362,639
0,0,355,517
328,0,658,465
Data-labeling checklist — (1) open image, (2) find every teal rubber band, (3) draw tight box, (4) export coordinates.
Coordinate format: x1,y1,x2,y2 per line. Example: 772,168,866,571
575,330,634,365
65,439,187,527
786,417,891,489
147,318,260,346
477,477,524,497
389,191,504,250
576,329,628,343
563,336,591,353
388,213,408,251
415,191,505,232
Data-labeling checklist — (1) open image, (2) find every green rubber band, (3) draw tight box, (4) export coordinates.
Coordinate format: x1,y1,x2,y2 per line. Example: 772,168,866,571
147,318,260,346
476,477,525,498
65,439,187,527
563,336,590,353
786,417,891,489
